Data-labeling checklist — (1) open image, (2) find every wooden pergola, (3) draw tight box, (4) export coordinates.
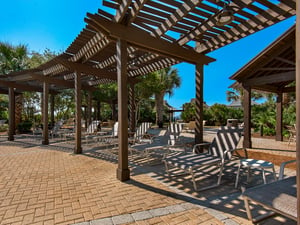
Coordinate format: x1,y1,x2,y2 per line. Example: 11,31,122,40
0,0,299,222
230,25,295,147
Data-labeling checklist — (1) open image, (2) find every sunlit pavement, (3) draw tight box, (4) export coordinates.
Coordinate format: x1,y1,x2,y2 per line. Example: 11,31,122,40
0,129,296,225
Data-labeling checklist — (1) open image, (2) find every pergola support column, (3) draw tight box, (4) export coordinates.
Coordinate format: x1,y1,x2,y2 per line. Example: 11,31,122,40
50,94,55,127
87,91,92,126
275,93,283,141
74,71,82,154
96,100,101,121
243,85,252,148
195,64,204,152
116,38,130,181
295,1,300,223
8,87,15,141
42,82,49,145
129,83,136,132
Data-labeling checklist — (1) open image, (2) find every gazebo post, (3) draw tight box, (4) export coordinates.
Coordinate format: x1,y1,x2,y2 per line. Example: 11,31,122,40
50,94,55,127
74,70,82,154
295,1,300,223
42,81,49,145
195,63,204,151
116,38,130,181
8,87,15,141
87,91,92,126
275,92,283,141
242,85,252,148
96,100,101,121
129,83,136,132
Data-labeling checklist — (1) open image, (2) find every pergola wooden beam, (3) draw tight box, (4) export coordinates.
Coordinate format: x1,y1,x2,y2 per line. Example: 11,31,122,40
85,13,215,65
152,0,200,38
243,71,295,86
30,73,98,91
295,1,300,223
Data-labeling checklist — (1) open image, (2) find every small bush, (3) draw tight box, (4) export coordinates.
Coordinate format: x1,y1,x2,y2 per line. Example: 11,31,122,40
0,124,8,132
17,121,33,133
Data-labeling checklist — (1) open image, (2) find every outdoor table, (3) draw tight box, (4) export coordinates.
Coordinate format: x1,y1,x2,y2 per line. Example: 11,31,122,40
235,159,277,188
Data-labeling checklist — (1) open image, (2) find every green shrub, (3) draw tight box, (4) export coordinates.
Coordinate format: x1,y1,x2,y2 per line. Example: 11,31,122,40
17,121,33,133
0,124,8,132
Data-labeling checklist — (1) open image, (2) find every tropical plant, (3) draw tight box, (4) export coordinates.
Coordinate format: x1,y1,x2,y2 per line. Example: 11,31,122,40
145,67,181,127
181,102,196,122
0,42,28,74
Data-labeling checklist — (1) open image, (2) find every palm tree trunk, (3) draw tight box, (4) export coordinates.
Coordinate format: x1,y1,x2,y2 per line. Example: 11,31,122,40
15,93,23,129
155,92,164,128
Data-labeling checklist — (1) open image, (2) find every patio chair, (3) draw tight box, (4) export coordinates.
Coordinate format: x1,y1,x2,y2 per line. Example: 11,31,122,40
242,160,297,223
286,125,296,145
129,122,155,145
163,126,245,191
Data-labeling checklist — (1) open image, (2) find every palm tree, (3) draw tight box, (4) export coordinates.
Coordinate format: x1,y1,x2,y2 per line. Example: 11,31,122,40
0,42,29,128
151,67,181,127
0,42,28,74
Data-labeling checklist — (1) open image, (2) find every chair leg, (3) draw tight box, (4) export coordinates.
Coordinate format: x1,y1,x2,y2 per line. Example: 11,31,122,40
262,168,267,184
217,164,224,185
164,161,171,177
272,166,277,181
189,168,198,191
243,197,253,221
235,163,242,188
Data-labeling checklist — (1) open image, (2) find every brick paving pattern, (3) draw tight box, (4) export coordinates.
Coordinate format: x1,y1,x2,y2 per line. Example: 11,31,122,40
0,127,297,225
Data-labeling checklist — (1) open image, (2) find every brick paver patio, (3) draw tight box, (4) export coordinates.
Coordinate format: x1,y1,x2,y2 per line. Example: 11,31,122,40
0,129,297,225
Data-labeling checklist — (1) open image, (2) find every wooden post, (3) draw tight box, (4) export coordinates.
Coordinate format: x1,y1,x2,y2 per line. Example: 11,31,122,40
50,94,55,127
87,91,92,126
276,93,283,141
243,85,252,148
295,1,300,223
74,71,82,154
42,82,49,145
96,101,101,121
195,64,204,152
116,38,130,181
8,87,15,141
129,83,136,132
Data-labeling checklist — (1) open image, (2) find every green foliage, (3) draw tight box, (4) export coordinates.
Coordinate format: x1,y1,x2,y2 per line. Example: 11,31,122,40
0,124,8,132
17,120,33,133
0,42,29,74
181,102,196,122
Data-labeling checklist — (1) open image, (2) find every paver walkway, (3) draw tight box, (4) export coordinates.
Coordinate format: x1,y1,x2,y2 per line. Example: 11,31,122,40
0,127,297,225
0,143,223,225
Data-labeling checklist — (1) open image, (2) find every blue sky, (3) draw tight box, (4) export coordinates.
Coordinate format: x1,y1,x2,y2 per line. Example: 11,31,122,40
0,1,295,109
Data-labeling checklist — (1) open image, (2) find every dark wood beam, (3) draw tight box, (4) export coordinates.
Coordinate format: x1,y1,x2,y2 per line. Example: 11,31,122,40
74,71,82,154
114,0,132,23
152,0,200,38
42,82,49,145
85,13,215,65
8,87,15,141
295,2,300,223
116,39,130,181
30,73,97,91
54,58,116,79
244,71,295,86
243,85,252,148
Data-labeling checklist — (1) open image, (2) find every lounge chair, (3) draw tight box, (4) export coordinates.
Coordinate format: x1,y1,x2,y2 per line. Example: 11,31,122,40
163,126,245,191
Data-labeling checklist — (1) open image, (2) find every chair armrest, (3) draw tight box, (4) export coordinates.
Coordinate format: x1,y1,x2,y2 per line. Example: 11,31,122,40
192,142,211,153
279,160,296,180
223,148,248,161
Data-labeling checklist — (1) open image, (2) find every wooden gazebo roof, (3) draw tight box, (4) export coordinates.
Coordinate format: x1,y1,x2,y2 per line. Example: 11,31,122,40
0,0,296,93
230,25,295,93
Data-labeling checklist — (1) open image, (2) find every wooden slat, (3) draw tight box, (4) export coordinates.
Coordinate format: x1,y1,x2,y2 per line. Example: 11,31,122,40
114,0,132,23
152,0,201,37
85,13,215,64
